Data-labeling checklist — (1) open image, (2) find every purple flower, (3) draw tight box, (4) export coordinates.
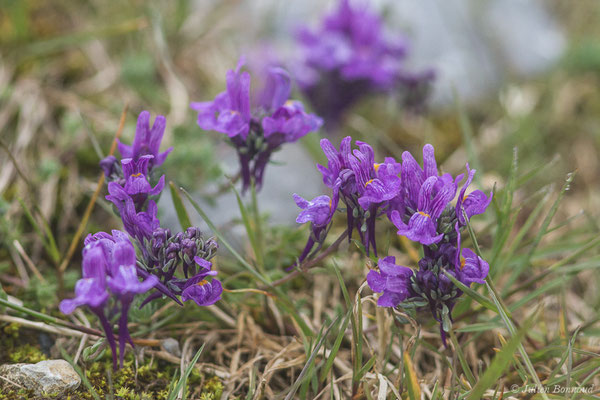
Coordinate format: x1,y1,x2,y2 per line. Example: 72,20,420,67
60,231,157,369
118,111,172,168
262,100,323,141
457,248,489,285
179,257,222,306
191,58,251,140
294,194,337,227
107,156,165,211
59,277,108,315
191,59,321,192
293,192,339,266
391,174,459,245
106,186,160,243
455,164,493,226
294,0,434,127
367,256,414,307
296,136,400,260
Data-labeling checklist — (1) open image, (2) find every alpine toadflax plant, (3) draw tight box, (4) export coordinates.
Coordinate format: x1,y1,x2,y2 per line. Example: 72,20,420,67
62,111,223,368
59,230,158,369
368,144,493,344
294,0,434,127
294,136,401,263
191,58,322,192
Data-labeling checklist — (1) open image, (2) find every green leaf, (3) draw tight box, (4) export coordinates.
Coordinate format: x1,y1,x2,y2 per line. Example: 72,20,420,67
466,315,534,400
320,310,351,383
167,343,205,400
284,315,340,400
169,181,192,230
442,270,501,315
403,352,421,400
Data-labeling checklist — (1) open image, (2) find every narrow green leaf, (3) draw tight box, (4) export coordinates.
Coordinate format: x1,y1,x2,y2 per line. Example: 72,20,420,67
284,315,340,400
466,316,534,400
403,352,421,400
442,270,500,315
506,171,576,289
449,329,476,386
355,354,376,382
169,181,192,230
320,310,351,383
167,343,205,400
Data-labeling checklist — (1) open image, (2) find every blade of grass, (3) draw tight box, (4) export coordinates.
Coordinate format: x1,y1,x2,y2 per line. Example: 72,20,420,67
250,180,266,273
466,315,534,400
504,171,576,289
169,181,192,230
443,270,501,315
182,187,314,338
319,310,351,383
449,329,476,386
403,352,422,400
284,315,340,400
230,182,261,270
453,90,482,175
167,343,205,400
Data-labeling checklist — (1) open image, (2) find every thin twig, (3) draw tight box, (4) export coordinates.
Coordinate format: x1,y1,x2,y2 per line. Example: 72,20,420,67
13,239,47,283
266,229,349,289
58,104,128,275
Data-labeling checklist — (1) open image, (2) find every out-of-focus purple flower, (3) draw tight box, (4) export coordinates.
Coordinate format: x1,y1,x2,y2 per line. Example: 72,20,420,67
294,0,434,127
367,256,414,307
60,231,157,369
455,164,493,226
118,111,172,168
191,59,322,192
191,59,252,139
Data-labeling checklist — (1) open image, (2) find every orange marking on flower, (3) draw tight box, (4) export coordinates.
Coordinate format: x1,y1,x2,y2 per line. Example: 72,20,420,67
460,257,466,270
463,193,469,202
373,163,381,172
417,211,431,218
365,179,374,187
197,279,209,287
284,100,295,107
131,172,143,177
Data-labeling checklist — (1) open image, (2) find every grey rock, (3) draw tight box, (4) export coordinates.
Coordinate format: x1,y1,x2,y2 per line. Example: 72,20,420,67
161,338,182,358
0,359,81,396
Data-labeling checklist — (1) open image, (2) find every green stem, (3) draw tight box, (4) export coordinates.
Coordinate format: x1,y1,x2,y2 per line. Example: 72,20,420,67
250,179,266,275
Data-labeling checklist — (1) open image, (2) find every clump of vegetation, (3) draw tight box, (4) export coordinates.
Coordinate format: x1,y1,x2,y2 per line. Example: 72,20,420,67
1,0,600,399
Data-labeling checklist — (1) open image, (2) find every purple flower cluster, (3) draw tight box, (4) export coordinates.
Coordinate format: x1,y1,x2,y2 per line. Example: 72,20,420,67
59,231,157,369
294,136,401,262
368,145,493,344
191,59,322,192
62,111,223,368
294,139,492,344
294,0,434,127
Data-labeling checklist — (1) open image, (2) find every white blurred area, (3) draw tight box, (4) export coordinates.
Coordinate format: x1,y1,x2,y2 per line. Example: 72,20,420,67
245,0,566,107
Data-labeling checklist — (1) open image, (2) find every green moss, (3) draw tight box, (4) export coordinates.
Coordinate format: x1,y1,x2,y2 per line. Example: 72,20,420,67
8,343,47,364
